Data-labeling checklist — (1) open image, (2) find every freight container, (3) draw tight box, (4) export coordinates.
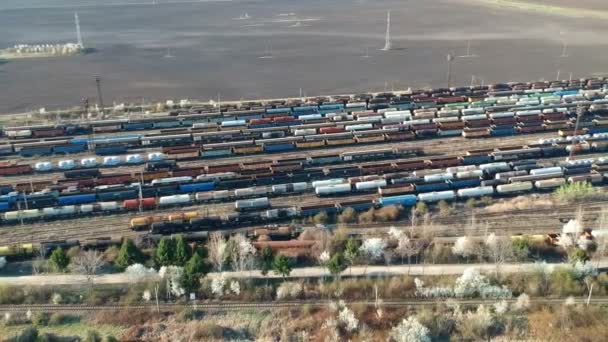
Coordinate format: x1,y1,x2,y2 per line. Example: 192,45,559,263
535,178,566,189
158,194,191,206
315,184,352,196
235,197,270,211
496,182,534,194
97,190,138,201
123,198,156,210
178,182,215,193
529,167,563,176
457,186,494,198
449,178,482,189
417,190,455,202
57,193,97,205
377,194,417,207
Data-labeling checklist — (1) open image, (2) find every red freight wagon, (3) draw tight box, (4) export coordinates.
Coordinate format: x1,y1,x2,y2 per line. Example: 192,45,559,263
123,198,157,210
32,128,65,138
95,174,133,186
273,116,297,123
0,164,32,176
319,127,345,134
206,163,240,174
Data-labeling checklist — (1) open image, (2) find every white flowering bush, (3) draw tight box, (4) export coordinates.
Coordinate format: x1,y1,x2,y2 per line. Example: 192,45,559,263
454,268,511,299
564,296,576,306
51,293,63,305
142,290,152,302
338,306,359,332
159,266,184,297
230,280,240,295
388,227,405,240
0,257,7,269
493,300,509,315
276,281,303,300
452,236,477,258
415,269,511,299
514,293,530,311
318,250,330,265
390,316,431,342
126,263,157,282
211,274,227,297
570,261,598,279
359,238,387,262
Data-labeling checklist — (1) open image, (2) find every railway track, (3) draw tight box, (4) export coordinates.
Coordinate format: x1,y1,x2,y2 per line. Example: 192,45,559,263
1,297,608,313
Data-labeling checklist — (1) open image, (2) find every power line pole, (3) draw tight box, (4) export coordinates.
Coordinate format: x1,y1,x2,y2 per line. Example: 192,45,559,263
446,53,454,88
95,76,105,119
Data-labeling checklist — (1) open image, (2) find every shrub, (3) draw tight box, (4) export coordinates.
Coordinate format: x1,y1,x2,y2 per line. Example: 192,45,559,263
192,322,225,340
176,307,199,322
437,200,452,216
12,326,38,342
47,312,68,326
312,211,329,225
358,208,376,223
31,311,49,326
415,202,428,215
554,182,596,202
337,207,358,224
66,246,81,259
465,198,478,209
83,330,102,342
375,205,401,222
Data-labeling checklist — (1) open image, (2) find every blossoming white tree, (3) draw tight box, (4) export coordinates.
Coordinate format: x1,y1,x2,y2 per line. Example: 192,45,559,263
452,236,477,260
211,274,227,297
159,266,185,298
390,316,431,342
359,238,387,263
125,263,157,282
207,232,228,272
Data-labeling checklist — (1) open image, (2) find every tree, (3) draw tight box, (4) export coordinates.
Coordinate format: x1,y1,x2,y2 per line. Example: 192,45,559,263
174,235,191,266
390,316,431,342
359,238,387,263
260,246,274,276
114,238,145,270
229,233,256,273
452,236,477,261
327,252,347,280
512,236,530,261
49,247,69,272
155,237,176,267
272,254,292,279
344,237,359,275
181,252,210,293
568,248,589,264
337,207,357,224
485,233,514,273
207,232,228,272
69,250,105,286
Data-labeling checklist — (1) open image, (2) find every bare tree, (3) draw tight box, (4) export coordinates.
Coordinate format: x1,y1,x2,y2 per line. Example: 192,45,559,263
207,232,228,272
229,233,256,273
32,248,47,275
485,233,514,276
70,250,105,286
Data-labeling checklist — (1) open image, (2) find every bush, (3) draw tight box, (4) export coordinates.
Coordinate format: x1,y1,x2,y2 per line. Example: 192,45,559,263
48,312,68,326
0,285,25,304
465,198,478,209
192,322,225,340
31,311,49,326
554,182,596,202
12,326,38,342
83,330,102,342
358,208,376,223
337,207,358,224
66,246,81,259
176,307,200,322
312,211,329,225
375,205,401,222
415,202,428,215
437,200,452,216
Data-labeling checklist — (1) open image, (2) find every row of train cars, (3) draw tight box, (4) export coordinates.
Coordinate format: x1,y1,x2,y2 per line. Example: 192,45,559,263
1,133,608,231
2,102,608,175
2,77,608,141
0,129,604,204
1,81,608,163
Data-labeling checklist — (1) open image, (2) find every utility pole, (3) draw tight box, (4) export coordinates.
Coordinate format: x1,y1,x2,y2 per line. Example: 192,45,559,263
446,53,454,89
95,76,105,119
381,11,391,51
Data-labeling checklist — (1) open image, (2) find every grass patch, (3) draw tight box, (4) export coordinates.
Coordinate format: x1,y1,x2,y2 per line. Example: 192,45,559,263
0,321,124,340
